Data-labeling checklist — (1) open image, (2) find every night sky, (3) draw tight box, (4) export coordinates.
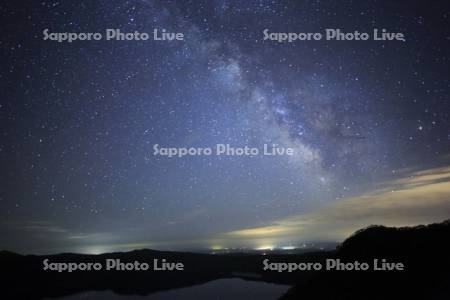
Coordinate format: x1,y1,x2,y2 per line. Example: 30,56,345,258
1,0,449,254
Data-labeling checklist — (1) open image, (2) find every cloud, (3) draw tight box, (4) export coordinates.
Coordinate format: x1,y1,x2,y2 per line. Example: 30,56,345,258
1,221,68,234
219,166,450,246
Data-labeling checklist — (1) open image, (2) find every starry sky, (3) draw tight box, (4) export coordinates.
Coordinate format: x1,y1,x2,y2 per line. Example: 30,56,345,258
1,0,449,254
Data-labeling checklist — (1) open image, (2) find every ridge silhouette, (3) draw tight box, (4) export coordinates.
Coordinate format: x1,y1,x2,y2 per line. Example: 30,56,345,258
1,219,449,299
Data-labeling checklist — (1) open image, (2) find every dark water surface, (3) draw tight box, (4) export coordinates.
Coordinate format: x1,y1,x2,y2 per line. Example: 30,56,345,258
52,278,291,300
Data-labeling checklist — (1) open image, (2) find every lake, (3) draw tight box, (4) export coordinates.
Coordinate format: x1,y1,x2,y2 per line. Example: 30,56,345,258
55,278,291,300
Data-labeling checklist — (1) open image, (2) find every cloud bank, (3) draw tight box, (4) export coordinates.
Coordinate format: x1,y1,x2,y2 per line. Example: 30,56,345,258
217,166,450,247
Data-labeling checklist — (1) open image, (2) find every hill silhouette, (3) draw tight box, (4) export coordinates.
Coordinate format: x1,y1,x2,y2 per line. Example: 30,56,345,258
282,220,450,299
1,219,449,299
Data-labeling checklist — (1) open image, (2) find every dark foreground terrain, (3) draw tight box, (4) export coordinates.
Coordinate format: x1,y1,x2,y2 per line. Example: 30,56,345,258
282,219,450,299
1,220,449,300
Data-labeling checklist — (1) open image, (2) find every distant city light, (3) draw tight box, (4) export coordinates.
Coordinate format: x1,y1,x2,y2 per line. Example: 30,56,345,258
281,246,296,250
255,245,275,251
210,245,224,250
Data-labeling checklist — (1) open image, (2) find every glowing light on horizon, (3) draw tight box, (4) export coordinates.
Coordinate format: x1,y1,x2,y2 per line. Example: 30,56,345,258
78,245,113,255
281,246,296,250
255,245,275,251
210,245,225,250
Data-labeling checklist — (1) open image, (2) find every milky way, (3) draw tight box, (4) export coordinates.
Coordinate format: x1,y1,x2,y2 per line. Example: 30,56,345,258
1,1,449,253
